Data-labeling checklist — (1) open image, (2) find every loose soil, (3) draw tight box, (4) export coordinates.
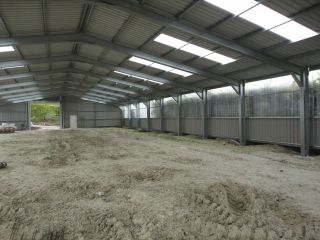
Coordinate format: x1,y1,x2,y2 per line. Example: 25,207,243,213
0,128,319,239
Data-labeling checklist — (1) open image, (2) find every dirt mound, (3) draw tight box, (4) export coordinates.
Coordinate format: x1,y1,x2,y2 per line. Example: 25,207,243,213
170,156,205,165
117,166,179,188
174,182,320,239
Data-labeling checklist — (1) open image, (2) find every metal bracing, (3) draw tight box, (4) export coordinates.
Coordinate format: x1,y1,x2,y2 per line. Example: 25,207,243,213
300,70,310,156
177,94,182,136
0,33,240,86
239,82,246,146
202,89,208,139
90,0,303,74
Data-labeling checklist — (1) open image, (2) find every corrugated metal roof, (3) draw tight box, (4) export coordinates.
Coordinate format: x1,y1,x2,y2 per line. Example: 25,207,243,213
19,44,47,58
0,1,43,36
181,1,229,29
29,63,50,71
116,16,162,48
213,17,259,40
47,1,82,34
86,5,129,40
144,0,193,17
78,43,104,60
0,0,319,103
267,36,320,58
228,64,284,80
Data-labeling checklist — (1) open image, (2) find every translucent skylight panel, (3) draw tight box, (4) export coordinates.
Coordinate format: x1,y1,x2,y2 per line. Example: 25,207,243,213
154,34,187,49
240,4,290,29
150,63,173,72
169,69,193,77
0,65,24,69
81,97,107,104
205,53,236,64
129,56,153,66
180,43,212,57
0,46,15,52
204,0,257,15
270,21,318,42
128,56,193,77
114,71,164,85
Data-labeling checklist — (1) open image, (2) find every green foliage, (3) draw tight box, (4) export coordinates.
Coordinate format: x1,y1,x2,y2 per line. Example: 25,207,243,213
31,104,60,125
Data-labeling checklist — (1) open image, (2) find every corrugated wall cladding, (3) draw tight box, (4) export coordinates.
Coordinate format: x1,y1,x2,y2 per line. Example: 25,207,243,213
140,119,148,130
312,118,320,148
132,119,139,128
151,118,161,131
208,118,239,139
62,97,121,128
182,118,202,136
0,103,28,130
247,118,300,146
164,118,178,133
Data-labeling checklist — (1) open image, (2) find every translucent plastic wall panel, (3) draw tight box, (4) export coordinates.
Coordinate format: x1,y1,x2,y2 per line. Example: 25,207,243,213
130,104,137,118
181,93,202,118
310,70,320,117
246,75,298,95
163,97,177,118
150,100,160,118
246,75,300,117
207,86,238,117
138,102,147,118
246,90,300,117
120,106,128,118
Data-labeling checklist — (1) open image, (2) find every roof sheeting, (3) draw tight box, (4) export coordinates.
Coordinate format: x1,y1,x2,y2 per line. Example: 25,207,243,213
0,0,318,105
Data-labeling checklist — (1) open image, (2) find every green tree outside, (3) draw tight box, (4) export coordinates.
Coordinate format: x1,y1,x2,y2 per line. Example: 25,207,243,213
31,104,60,125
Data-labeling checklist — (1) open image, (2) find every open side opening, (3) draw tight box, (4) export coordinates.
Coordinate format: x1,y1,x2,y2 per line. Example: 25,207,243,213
30,100,61,130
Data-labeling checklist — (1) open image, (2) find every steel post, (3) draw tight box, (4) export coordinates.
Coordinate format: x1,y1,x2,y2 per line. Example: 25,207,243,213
239,82,246,146
300,70,310,156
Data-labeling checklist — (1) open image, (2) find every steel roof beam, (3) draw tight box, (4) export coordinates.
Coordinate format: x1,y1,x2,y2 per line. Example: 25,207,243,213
0,34,239,85
88,0,302,74
0,55,193,90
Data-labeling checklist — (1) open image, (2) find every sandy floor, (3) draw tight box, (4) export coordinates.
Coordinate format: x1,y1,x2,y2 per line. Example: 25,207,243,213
0,128,319,240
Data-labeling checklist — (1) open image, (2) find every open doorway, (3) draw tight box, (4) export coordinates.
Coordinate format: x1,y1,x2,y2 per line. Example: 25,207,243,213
31,101,61,130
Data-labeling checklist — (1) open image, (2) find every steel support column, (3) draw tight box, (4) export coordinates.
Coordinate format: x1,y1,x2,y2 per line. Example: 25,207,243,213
25,101,31,130
146,100,151,131
239,82,246,146
59,96,64,129
300,70,310,156
160,98,164,132
177,94,182,136
202,89,208,139
128,104,132,128
93,103,97,128
136,102,140,129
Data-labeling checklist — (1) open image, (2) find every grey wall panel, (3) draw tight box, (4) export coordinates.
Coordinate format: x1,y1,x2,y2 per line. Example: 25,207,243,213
140,119,148,130
182,118,202,136
312,118,320,148
96,119,121,127
132,119,138,128
63,97,121,128
164,118,178,133
151,118,161,131
247,118,300,146
0,103,28,130
208,118,239,139
124,118,130,127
